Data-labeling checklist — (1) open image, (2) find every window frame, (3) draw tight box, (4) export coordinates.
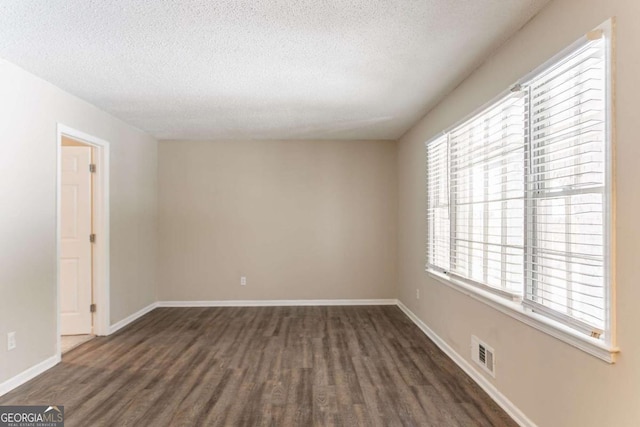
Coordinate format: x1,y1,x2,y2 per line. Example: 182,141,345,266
424,19,617,363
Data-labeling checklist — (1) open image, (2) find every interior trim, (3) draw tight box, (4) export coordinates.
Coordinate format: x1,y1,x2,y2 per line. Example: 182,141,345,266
109,302,160,335
0,354,61,397
427,271,618,363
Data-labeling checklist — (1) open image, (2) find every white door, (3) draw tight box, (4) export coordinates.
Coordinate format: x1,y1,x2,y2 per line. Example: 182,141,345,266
60,146,93,335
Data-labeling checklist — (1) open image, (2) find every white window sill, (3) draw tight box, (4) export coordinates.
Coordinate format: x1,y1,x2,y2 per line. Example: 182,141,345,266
426,270,619,363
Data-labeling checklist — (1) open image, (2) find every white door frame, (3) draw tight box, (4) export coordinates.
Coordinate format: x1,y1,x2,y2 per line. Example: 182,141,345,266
56,124,110,355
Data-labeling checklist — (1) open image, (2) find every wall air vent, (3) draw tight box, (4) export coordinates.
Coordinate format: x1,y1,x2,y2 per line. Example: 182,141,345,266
471,336,495,377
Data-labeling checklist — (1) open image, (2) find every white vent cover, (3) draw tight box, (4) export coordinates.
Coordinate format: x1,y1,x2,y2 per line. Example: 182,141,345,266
471,336,495,377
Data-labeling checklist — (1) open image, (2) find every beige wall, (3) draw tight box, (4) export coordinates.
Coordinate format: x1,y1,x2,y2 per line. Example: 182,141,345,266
397,0,640,426
158,139,396,301
0,59,158,385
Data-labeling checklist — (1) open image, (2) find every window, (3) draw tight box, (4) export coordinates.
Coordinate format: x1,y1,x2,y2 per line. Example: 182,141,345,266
426,25,613,349
450,93,526,297
523,37,608,337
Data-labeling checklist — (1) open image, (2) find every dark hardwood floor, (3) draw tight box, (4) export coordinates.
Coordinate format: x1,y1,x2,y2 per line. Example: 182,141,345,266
0,306,516,426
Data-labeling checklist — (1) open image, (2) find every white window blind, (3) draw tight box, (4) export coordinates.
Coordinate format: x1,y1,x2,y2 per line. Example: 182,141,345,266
523,37,607,336
449,94,525,295
426,135,450,271
425,31,610,340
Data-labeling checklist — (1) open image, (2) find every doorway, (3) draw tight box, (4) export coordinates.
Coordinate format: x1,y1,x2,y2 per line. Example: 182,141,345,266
56,125,110,356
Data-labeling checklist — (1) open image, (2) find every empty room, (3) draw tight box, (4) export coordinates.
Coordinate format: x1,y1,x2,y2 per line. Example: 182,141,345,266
0,0,638,426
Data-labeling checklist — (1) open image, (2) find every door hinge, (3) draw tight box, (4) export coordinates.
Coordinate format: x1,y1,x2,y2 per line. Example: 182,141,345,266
90,233,96,243
90,303,97,313
89,164,96,173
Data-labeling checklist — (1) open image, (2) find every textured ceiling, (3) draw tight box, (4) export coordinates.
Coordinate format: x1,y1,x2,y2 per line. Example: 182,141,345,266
0,0,549,140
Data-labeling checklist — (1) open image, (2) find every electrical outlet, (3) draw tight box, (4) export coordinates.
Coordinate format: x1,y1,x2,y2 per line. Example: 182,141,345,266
240,276,247,286
7,332,16,351
416,288,420,299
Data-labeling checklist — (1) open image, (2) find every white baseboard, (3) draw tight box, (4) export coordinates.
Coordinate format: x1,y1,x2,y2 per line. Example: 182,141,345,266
396,300,535,427
0,354,60,397
158,299,398,307
109,302,159,334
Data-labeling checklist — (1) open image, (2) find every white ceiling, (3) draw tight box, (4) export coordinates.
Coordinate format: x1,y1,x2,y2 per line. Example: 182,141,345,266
0,0,549,140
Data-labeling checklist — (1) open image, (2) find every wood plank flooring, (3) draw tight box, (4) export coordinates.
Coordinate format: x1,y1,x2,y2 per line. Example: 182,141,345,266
0,306,516,426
